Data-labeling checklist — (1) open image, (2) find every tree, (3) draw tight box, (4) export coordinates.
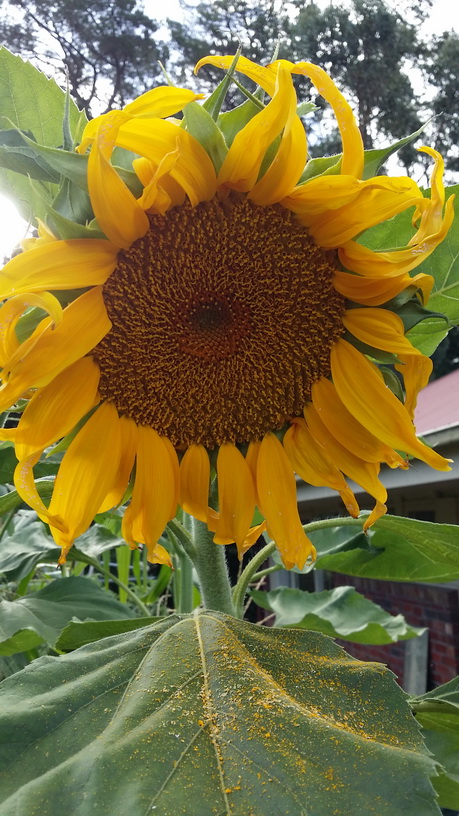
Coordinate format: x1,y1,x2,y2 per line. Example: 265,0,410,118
168,0,289,95
426,31,459,176
288,0,424,164
0,0,168,115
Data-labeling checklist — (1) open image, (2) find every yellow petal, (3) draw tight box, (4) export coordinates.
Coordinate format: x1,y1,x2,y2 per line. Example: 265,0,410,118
363,500,387,531
14,450,67,532
284,419,360,518
116,119,217,206
179,443,210,524
257,432,316,570
286,60,364,178
0,240,117,300
309,179,423,248
0,291,63,366
283,175,362,218
218,63,297,192
249,115,307,205
195,55,277,95
213,442,256,553
124,86,204,119
339,193,454,278
88,122,149,248
311,377,407,468
304,403,388,505
395,354,433,420
14,356,100,461
333,267,434,306
343,308,421,357
48,401,122,558
330,339,451,471
122,425,179,562
98,414,138,513
0,287,111,411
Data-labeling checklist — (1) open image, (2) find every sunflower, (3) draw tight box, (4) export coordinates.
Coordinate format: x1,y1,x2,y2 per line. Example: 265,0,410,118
0,56,453,570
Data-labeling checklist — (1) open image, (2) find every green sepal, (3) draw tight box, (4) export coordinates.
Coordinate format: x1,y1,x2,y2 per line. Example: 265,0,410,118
380,366,405,401
202,48,242,121
0,129,60,182
362,122,429,179
183,101,228,173
299,153,342,183
388,298,449,332
0,123,142,197
218,98,261,148
296,100,317,118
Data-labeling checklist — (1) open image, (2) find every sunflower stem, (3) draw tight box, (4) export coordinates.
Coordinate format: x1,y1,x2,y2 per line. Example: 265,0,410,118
177,550,195,614
232,515,368,618
191,517,236,616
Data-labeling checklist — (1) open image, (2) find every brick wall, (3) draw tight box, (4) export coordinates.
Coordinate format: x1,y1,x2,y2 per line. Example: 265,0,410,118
329,574,459,689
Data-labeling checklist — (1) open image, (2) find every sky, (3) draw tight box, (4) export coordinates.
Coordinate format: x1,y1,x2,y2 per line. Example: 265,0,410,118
1,0,459,259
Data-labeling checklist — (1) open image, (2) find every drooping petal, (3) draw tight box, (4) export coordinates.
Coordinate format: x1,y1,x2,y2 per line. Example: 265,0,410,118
48,401,122,560
14,356,100,460
257,432,315,570
14,450,67,532
309,179,423,248
330,339,451,471
98,414,138,513
283,175,363,218
339,193,453,277
116,119,217,205
122,425,178,563
249,115,307,205
311,377,407,468
284,418,360,517
395,354,433,420
213,442,256,555
0,240,117,300
0,291,63,366
286,60,364,178
88,120,149,248
304,403,388,506
342,309,434,422
218,64,298,192
179,443,211,524
195,55,277,95
79,87,203,152
333,268,434,306
0,287,111,411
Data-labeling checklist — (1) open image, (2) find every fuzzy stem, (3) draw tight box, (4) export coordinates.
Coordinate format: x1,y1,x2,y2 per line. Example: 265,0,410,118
191,517,236,616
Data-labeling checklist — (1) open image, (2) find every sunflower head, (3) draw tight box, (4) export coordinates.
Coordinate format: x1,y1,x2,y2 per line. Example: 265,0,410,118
0,54,454,570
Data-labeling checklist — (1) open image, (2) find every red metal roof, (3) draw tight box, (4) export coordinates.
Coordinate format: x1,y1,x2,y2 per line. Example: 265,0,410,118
414,369,459,434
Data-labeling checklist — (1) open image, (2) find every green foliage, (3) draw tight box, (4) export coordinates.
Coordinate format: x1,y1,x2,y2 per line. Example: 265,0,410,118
313,516,459,582
251,585,423,643
0,575,135,656
411,677,459,810
0,612,440,815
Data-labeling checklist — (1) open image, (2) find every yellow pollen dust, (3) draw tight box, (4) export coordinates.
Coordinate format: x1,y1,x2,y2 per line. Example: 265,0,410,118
94,197,344,448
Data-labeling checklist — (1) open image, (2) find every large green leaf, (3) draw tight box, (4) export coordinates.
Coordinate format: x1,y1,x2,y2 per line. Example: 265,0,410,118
0,576,135,656
0,512,129,582
0,612,440,815
314,515,459,582
0,47,84,220
55,617,158,651
0,47,84,147
411,677,459,810
251,586,423,644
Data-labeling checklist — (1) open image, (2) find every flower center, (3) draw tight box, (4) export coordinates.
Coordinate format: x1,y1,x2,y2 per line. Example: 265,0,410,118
94,196,344,448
